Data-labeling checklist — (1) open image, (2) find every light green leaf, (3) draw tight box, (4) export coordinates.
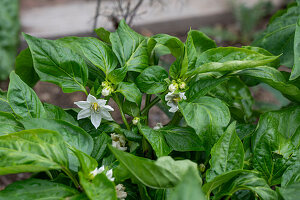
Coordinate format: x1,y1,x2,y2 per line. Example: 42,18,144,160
8,72,46,118
0,111,23,136
151,34,184,58
136,65,168,94
206,122,244,182
72,148,98,178
291,17,300,80
281,155,300,187
192,47,279,75
95,27,111,44
110,20,148,72
0,178,79,200
107,66,127,84
278,182,300,200
109,146,199,189
117,82,142,105
138,125,172,157
0,90,13,113
23,33,88,93
0,129,68,175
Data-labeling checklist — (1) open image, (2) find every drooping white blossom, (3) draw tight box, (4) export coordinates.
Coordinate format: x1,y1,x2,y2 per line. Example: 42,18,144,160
153,122,163,130
116,184,127,200
90,166,115,181
74,94,114,129
168,82,178,93
165,92,186,113
111,133,127,151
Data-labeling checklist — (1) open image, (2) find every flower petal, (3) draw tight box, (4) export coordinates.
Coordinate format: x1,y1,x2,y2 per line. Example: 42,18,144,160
169,105,178,113
165,92,173,101
91,112,102,129
101,110,113,121
74,101,90,109
97,99,107,106
102,105,114,112
77,109,91,120
87,94,97,103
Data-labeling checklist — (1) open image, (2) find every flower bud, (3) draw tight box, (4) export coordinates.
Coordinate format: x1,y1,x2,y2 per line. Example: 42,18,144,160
101,87,111,96
199,163,206,173
179,81,186,90
168,83,178,92
132,117,140,125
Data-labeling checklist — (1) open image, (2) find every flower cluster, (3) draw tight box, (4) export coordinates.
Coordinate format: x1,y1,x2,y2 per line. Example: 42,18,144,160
101,81,114,96
74,94,114,129
111,133,127,151
165,79,187,113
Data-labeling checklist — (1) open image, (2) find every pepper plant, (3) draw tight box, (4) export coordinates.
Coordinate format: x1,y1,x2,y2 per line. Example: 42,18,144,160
0,1,300,199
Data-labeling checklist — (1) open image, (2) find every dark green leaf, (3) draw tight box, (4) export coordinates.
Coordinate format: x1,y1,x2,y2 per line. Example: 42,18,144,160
117,82,142,105
136,65,168,94
0,89,13,113
72,148,98,178
110,20,148,72
44,103,78,126
0,178,79,200
291,16,300,80
107,66,127,84
0,111,23,136
95,27,111,44
8,72,46,118
23,34,88,93
152,34,184,58
0,129,68,175
206,122,244,182
91,133,111,161
281,151,300,186
109,146,199,189
278,182,300,200
123,100,140,117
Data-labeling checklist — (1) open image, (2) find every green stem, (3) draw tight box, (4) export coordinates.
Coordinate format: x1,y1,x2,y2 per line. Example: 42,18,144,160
141,96,160,115
62,167,80,189
144,94,152,125
113,94,130,130
168,111,182,125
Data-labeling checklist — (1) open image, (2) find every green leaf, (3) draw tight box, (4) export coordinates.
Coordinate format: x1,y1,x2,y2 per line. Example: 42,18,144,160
152,34,184,58
116,82,142,105
95,27,111,44
110,20,148,72
109,146,199,189
236,66,300,102
0,111,23,136
72,37,118,75
0,178,79,200
281,153,300,186
44,103,78,126
252,107,300,185
8,71,46,118
291,17,300,80
72,148,98,178
167,168,206,200
169,48,188,79
20,118,94,172
178,96,230,152
123,100,140,117
107,66,127,84
252,3,300,69
192,47,279,75
160,126,204,151
79,172,117,200
91,133,111,161
23,33,88,93
136,65,168,94
15,48,39,87
206,122,244,182
213,172,277,200
0,90,13,113
0,129,68,175
278,182,300,200
139,125,172,157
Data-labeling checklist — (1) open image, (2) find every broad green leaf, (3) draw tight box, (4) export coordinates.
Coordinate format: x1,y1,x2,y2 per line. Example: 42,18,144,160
123,100,140,117
236,66,300,102
0,129,68,175
91,133,111,161
169,48,188,79
151,34,184,58
107,66,127,84
116,82,142,105
167,168,206,200
278,182,300,200
23,33,88,93
192,47,279,75
138,125,172,157
291,16,300,80
110,20,148,72
178,97,230,152
160,126,204,151
252,3,300,69
206,122,244,182
213,172,277,200
44,103,78,126
0,111,23,136
0,178,79,200
281,151,300,186
20,118,94,172
71,37,117,75
95,27,111,44
8,72,46,118
72,148,98,178
0,89,13,113
0,0,19,80
252,107,300,185
109,146,199,189
15,48,39,87
136,65,168,94
79,172,117,200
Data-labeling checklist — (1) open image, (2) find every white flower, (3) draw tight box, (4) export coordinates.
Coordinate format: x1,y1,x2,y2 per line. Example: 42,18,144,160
116,184,127,200
111,133,127,151
102,87,111,96
165,92,186,113
90,166,115,181
168,83,178,92
132,117,140,125
74,94,114,129
153,123,163,130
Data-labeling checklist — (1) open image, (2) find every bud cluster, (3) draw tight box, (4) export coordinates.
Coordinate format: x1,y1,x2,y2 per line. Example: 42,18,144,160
101,81,114,96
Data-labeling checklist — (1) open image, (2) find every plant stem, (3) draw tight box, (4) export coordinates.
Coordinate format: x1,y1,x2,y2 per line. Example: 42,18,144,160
141,96,160,115
113,94,130,130
168,111,182,125
62,167,80,189
144,94,152,125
